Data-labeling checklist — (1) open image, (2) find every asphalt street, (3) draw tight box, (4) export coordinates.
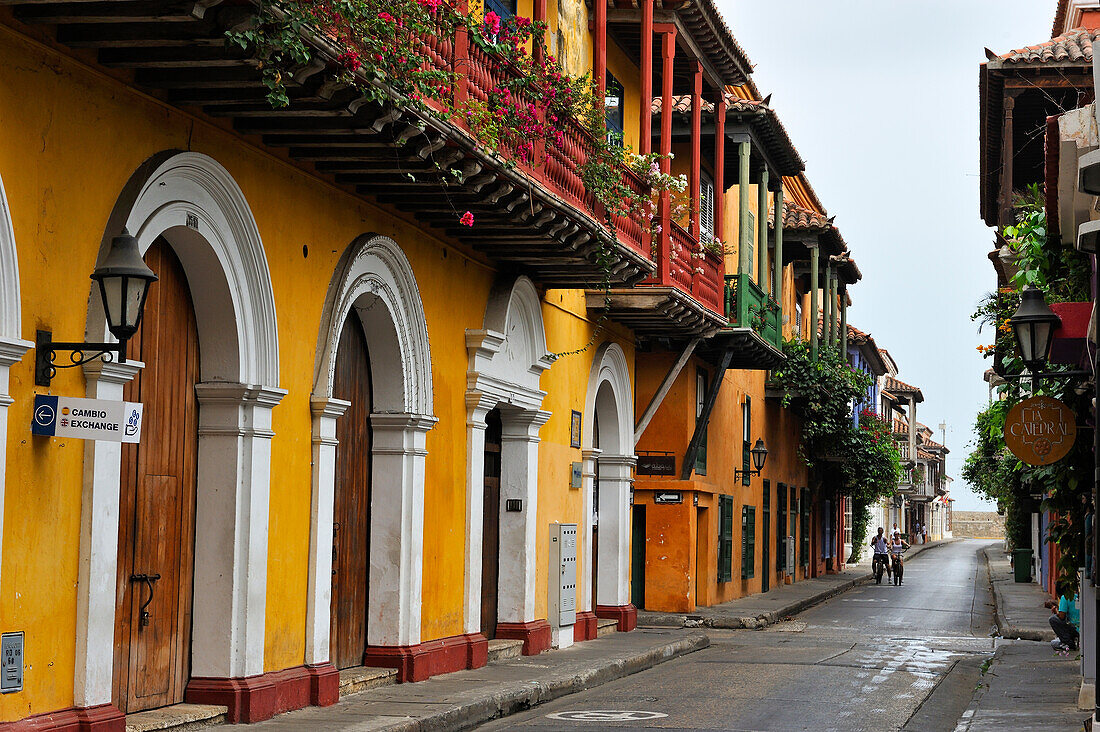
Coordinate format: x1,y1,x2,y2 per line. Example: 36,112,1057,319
476,539,999,732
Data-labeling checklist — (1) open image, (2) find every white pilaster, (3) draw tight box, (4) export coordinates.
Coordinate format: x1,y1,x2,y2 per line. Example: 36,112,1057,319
367,412,436,647
191,381,285,679
305,396,350,665
596,455,636,607
74,358,142,707
462,396,492,634
497,409,550,624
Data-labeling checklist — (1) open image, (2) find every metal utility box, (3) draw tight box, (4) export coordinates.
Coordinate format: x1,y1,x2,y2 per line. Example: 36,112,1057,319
549,523,577,628
1,632,23,694
786,536,796,576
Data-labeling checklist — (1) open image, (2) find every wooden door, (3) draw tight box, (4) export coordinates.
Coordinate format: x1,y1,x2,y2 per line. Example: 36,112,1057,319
114,239,200,713
481,409,502,640
762,481,770,593
330,315,373,670
630,505,645,609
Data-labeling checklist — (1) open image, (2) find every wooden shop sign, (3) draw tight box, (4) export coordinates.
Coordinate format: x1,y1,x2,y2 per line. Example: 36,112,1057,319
637,453,676,476
1004,395,1076,466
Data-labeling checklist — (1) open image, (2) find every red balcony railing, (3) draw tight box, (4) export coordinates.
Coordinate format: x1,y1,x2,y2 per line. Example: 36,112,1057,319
640,219,725,317
414,24,649,261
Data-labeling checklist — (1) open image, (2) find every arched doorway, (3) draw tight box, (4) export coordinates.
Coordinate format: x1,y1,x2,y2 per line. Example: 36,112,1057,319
330,314,373,669
582,343,637,632
308,233,435,683
114,240,200,713
76,152,283,722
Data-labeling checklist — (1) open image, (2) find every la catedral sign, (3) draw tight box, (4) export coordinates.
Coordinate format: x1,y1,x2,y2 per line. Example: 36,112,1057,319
1004,395,1076,466
31,394,143,443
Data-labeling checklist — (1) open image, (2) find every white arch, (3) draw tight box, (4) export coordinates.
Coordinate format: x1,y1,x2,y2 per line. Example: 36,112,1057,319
464,276,553,650
0,172,31,626
580,343,635,624
75,152,284,711
306,233,436,667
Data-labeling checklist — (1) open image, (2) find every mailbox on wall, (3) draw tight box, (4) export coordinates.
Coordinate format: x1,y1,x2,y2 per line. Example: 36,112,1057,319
549,523,577,628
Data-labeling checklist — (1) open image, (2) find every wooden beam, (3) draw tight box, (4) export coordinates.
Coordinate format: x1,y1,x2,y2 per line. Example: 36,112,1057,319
634,337,701,444
680,347,734,480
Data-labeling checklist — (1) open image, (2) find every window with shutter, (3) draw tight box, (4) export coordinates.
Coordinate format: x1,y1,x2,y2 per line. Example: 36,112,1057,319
718,495,733,582
700,173,715,242
777,483,787,572
741,396,751,486
605,73,625,147
741,505,756,579
800,487,810,567
746,211,755,280
485,0,516,19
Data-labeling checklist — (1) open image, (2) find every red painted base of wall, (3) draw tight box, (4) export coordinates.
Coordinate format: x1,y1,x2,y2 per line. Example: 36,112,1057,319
306,663,340,707
595,604,637,632
8,704,125,732
363,632,488,683
496,619,552,655
574,611,599,641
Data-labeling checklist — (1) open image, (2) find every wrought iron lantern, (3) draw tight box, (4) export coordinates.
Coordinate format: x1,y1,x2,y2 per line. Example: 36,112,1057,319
35,229,157,386
1009,286,1061,373
735,438,769,481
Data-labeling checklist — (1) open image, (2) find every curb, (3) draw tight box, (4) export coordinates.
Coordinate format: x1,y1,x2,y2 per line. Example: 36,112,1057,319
983,546,1055,642
376,632,710,731
639,538,958,630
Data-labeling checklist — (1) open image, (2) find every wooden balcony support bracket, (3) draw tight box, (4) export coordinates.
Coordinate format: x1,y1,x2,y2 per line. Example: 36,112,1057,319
633,337,702,446
680,347,735,480
737,140,751,276
690,60,703,240
772,186,784,309
809,243,819,361
757,168,769,288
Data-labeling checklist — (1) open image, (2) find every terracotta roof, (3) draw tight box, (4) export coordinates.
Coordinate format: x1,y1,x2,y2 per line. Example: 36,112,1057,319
778,201,830,231
1054,0,1069,37
917,449,937,461
883,376,924,402
651,94,803,175
847,323,871,345
993,28,1095,66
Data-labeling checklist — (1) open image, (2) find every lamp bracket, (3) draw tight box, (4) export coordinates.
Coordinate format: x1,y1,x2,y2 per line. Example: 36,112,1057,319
34,329,126,387
733,468,762,481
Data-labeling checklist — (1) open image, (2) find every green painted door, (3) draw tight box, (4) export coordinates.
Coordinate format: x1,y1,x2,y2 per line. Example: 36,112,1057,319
631,506,646,609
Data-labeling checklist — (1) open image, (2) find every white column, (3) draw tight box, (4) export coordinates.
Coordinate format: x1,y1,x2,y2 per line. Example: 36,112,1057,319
0,338,28,614
191,382,285,679
462,396,492,634
579,448,601,613
367,412,436,647
497,409,550,624
74,358,142,707
305,396,350,665
596,455,635,607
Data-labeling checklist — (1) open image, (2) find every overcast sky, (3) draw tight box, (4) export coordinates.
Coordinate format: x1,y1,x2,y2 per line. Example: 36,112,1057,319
723,0,1054,511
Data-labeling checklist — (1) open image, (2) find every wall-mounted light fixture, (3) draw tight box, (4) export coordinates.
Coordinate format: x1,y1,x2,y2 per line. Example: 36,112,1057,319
35,229,157,386
733,438,768,481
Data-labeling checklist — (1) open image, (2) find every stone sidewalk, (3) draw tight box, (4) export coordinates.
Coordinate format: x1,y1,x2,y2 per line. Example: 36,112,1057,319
228,629,707,732
638,538,957,630
953,547,1086,730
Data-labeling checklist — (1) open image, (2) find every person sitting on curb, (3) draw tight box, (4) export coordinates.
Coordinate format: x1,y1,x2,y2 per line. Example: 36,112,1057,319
1044,592,1080,652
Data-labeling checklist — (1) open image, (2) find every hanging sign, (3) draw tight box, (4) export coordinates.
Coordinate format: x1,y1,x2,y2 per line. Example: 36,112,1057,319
1004,395,1076,466
31,394,143,443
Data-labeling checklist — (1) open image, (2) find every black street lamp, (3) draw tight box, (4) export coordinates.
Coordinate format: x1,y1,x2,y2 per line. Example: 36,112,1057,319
1009,286,1061,373
35,229,157,386
735,438,769,481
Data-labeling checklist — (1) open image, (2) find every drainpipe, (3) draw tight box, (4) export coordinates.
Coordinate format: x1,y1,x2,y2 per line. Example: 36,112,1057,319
809,244,819,361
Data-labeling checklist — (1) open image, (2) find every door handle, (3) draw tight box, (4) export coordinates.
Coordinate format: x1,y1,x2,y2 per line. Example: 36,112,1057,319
130,573,161,628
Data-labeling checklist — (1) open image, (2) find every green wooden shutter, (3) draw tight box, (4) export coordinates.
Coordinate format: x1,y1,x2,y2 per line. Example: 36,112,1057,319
742,505,756,579
695,369,708,475
805,488,814,567
777,483,787,572
718,495,733,582
741,397,752,486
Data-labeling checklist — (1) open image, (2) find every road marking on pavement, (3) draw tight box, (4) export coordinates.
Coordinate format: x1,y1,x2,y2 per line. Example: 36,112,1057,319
545,710,669,722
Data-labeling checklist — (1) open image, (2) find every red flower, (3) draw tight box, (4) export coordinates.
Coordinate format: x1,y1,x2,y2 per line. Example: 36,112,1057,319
378,11,394,21
336,51,361,72
459,211,475,227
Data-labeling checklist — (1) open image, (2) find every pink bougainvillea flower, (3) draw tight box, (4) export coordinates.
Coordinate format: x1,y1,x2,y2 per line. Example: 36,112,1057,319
484,10,502,36
336,51,361,72
378,11,394,21
459,211,475,227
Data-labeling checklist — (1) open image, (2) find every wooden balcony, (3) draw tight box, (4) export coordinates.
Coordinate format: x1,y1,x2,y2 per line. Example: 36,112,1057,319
705,273,784,370
588,220,728,340
4,0,655,287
